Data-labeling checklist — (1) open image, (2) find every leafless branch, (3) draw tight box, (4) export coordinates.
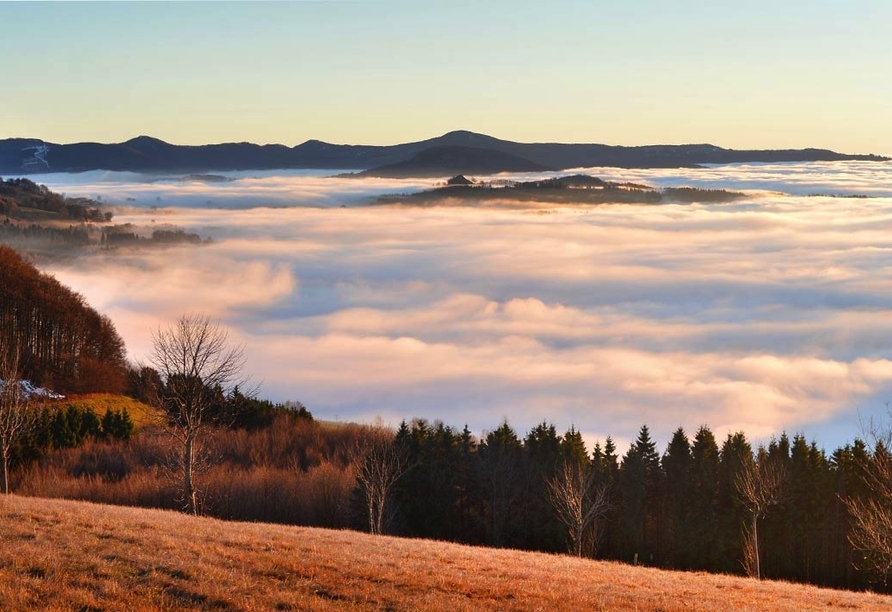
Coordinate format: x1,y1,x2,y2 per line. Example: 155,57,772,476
354,425,406,535
547,460,611,557
735,456,788,579
0,345,40,494
149,314,247,514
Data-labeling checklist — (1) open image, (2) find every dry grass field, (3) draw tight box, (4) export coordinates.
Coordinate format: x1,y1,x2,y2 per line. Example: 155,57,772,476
1,495,890,612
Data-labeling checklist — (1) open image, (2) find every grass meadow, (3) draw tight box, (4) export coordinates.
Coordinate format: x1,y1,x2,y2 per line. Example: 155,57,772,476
1,495,890,612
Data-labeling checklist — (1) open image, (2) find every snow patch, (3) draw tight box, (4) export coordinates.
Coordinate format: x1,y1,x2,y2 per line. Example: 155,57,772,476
0,379,64,400
21,144,50,171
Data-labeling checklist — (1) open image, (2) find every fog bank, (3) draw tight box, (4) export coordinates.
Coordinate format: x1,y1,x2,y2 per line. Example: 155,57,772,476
38,161,892,450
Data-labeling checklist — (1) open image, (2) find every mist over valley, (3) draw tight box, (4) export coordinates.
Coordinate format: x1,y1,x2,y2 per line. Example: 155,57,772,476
16,161,892,451
7,0,892,602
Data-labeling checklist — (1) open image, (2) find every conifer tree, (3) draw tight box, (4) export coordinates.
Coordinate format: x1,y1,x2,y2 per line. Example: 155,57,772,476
662,427,692,567
478,421,523,548
523,421,564,551
717,432,753,572
619,425,662,564
689,426,720,569
560,426,588,467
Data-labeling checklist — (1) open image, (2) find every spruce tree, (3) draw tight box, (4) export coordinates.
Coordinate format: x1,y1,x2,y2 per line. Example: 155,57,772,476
689,425,720,569
662,427,692,567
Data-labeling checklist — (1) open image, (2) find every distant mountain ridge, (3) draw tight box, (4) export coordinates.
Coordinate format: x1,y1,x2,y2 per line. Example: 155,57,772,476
354,144,555,177
0,130,886,177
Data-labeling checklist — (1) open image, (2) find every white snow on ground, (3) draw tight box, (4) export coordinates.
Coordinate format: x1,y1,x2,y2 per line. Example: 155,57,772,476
0,380,64,400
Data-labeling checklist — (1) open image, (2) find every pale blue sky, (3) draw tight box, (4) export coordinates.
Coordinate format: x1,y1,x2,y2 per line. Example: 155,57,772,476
2,1,890,153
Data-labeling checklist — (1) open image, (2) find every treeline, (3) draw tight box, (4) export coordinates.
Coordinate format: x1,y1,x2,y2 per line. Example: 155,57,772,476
0,177,110,222
0,220,92,248
14,405,890,592
13,404,353,525
0,179,207,252
381,420,872,590
661,186,746,203
384,174,745,206
101,224,205,248
0,245,129,393
12,404,135,466
8,388,306,476
125,366,312,430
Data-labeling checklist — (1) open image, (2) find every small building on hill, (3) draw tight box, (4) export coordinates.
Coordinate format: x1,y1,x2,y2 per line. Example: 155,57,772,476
446,174,474,186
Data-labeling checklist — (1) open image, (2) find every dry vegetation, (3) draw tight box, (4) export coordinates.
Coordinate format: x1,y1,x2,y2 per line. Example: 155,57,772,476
1,495,890,612
49,393,159,427
12,416,362,525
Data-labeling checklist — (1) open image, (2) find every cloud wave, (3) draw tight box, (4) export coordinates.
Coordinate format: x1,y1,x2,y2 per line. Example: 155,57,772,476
36,161,892,451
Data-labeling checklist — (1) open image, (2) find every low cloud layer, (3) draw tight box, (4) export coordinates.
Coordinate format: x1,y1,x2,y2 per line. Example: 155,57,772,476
38,161,892,451
32,170,435,209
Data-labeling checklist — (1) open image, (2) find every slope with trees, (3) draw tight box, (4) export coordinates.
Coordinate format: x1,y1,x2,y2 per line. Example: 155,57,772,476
13,387,892,593
0,245,129,395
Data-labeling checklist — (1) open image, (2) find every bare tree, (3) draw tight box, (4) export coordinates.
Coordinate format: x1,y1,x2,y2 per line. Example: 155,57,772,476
735,455,788,579
355,425,406,535
547,460,611,557
149,314,247,515
0,347,39,494
845,418,892,585
847,476,892,583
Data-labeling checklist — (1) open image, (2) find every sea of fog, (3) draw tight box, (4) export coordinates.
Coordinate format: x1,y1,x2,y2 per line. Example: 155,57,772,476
28,161,892,452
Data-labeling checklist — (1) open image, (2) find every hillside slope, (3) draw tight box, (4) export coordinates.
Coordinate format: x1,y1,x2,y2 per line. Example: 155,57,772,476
0,245,129,394
1,495,890,612
356,144,553,177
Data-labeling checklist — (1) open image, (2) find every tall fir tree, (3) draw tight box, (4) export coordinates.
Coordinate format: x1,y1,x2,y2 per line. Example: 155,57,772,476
689,425,721,569
661,427,692,567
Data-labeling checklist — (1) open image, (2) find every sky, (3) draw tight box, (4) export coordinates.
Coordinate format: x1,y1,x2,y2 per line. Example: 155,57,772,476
30,163,892,453
6,1,892,454
1,1,891,154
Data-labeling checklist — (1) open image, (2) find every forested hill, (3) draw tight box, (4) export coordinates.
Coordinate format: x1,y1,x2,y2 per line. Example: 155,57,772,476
0,131,886,175
0,245,129,394
1,177,207,252
0,177,108,222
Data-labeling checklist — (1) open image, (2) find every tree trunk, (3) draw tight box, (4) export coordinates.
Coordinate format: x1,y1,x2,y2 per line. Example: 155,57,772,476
184,434,197,515
367,495,377,534
752,513,761,580
374,494,384,536
0,446,9,495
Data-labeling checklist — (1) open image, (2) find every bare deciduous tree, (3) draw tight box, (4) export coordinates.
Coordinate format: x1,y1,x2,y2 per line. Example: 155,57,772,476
847,484,892,583
355,425,406,535
735,455,788,579
149,314,247,515
0,346,39,494
845,418,892,585
547,460,611,557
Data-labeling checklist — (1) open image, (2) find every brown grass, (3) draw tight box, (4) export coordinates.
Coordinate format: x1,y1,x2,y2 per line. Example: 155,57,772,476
1,495,889,612
13,419,362,524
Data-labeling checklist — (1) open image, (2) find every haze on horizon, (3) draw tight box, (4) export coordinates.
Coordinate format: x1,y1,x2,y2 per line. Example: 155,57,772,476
1,1,891,155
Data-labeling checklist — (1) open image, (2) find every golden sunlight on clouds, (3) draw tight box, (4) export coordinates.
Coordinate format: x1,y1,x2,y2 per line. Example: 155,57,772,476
40,162,892,448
